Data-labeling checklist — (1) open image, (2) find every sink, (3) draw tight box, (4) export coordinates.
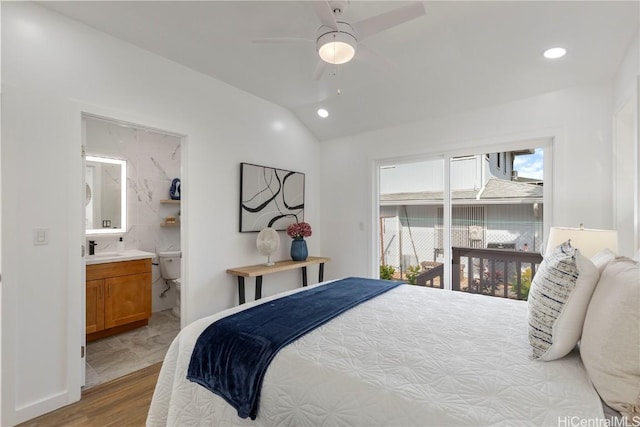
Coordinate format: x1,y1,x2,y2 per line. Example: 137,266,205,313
90,251,123,258
86,249,156,265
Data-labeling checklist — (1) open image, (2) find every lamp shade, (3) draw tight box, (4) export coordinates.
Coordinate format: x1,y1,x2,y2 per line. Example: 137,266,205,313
545,226,618,258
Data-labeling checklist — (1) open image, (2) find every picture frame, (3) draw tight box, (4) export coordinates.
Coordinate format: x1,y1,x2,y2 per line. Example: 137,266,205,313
239,162,305,232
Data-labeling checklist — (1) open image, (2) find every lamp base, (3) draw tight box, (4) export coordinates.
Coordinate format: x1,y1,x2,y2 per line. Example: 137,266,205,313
264,255,275,266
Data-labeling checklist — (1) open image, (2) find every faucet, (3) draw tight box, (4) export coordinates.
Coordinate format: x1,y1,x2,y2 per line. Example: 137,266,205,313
88,240,97,256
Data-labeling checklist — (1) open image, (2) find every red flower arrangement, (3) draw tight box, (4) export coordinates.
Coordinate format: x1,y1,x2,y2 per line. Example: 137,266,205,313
286,222,312,239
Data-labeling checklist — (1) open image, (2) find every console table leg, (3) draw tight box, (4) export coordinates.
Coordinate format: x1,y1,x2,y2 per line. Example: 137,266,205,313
238,277,246,305
255,275,263,300
301,266,308,286
319,263,325,282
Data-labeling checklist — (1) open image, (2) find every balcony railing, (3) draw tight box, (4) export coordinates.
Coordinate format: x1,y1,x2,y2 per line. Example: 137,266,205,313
452,246,543,300
416,262,443,288
400,246,543,300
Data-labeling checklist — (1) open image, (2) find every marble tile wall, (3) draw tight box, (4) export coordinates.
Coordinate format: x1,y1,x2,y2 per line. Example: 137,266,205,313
85,116,182,312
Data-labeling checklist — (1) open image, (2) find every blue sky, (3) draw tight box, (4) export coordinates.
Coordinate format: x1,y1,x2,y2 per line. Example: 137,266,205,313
513,148,543,180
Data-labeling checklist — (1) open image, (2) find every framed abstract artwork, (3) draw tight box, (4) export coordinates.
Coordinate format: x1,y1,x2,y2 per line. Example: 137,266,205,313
239,162,305,232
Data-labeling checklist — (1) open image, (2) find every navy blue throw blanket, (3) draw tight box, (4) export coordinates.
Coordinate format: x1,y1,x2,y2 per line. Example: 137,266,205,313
186,277,402,419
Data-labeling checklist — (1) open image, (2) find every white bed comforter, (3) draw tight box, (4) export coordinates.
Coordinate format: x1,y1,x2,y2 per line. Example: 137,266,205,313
147,283,604,426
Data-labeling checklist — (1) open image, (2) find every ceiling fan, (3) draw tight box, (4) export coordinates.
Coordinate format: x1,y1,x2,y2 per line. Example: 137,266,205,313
255,1,426,80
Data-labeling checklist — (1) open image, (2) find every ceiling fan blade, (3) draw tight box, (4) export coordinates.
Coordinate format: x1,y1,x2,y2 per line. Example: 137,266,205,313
312,60,327,80
312,1,338,30
356,43,397,74
353,2,425,41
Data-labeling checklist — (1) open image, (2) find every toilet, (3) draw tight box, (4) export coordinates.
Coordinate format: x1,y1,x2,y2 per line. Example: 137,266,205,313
158,251,181,318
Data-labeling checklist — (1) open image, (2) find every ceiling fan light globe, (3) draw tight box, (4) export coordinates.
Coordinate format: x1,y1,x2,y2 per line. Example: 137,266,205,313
318,41,355,64
317,30,356,64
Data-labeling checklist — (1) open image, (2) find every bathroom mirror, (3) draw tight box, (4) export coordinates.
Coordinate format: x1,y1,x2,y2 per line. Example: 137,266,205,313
85,156,127,235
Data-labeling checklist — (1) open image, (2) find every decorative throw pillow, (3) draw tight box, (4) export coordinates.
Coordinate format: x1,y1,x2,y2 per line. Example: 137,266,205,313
591,248,617,275
527,241,599,361
580,257,640,418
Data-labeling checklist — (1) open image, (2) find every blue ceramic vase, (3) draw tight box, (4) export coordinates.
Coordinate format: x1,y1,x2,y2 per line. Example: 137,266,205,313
290,237,308,261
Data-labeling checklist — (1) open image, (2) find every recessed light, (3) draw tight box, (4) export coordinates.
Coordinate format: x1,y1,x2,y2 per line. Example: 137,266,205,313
271,121,285,131
317,108,329,118
543,47,566,59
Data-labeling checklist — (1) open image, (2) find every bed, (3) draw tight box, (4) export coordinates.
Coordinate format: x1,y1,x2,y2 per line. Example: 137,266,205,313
147,277,607,427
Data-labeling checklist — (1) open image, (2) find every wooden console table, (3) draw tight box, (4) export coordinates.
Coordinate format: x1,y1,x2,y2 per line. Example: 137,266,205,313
226,256,330,304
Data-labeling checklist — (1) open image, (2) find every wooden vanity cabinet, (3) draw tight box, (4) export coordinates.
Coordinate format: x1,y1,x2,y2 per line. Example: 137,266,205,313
86,279,105,334
86,258,152,342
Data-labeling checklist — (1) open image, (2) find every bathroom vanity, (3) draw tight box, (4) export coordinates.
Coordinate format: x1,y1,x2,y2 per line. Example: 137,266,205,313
85,250,155,342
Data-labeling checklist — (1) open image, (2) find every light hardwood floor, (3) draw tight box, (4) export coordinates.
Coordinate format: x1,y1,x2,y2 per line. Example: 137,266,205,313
18,362,161,427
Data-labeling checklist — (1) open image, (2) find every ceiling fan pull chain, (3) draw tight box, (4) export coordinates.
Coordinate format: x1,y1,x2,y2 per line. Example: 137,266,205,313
332,33,337,65
332,33,338,77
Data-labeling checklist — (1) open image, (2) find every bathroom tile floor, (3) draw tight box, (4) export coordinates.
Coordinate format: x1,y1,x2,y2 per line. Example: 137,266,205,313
84,309,180,390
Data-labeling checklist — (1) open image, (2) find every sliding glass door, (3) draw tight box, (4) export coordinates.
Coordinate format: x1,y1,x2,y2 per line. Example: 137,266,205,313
377,144,546,301
379,158,445,287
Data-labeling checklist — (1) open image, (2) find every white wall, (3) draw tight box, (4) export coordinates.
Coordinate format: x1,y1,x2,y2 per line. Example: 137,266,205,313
320,83,614,280
612,29,639,256
613,29,639,110
1,2,321,425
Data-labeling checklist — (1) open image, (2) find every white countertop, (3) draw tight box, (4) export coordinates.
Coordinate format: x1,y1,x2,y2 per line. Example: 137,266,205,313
86,249,156,265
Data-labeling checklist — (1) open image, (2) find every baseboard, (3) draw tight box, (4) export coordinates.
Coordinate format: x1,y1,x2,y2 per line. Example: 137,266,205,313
13,389,76,426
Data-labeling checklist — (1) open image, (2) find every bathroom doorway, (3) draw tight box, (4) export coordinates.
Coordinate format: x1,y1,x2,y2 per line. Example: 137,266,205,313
82,114,184,389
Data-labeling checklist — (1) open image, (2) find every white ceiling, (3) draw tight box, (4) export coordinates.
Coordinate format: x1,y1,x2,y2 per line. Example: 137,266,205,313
41,1,639,141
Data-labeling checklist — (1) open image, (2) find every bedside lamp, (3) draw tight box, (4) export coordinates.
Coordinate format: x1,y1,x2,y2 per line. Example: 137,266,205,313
545,225,619,258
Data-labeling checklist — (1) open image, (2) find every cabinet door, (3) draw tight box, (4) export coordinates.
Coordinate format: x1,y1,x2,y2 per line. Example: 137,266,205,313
104,273,152,329
86,279,105,334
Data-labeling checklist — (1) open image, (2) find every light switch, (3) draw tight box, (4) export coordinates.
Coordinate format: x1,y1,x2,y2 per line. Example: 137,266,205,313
33,228,49,245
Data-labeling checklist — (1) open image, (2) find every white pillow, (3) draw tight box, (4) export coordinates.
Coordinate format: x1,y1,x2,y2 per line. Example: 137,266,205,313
633,249,640,262
590,248,617,275
527,241,599,361
580,257,640,418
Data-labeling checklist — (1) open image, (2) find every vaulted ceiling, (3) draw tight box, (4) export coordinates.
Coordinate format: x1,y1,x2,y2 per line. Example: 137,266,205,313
41,1,639,141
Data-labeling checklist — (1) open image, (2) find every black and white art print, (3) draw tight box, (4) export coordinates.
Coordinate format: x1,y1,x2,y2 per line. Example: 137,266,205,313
239,163,305,232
